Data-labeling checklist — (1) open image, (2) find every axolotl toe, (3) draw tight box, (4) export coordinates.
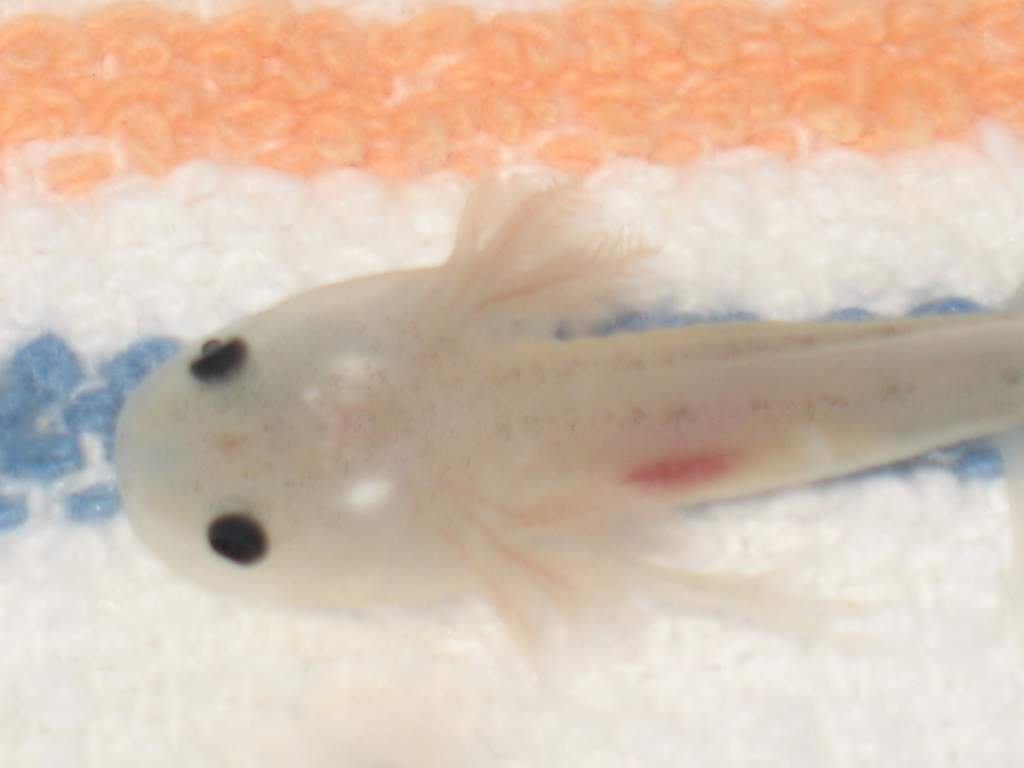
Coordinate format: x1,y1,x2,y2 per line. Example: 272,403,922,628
114,178,1024,652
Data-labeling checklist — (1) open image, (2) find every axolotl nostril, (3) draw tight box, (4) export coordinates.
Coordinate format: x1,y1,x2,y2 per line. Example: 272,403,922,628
113,178,1024,652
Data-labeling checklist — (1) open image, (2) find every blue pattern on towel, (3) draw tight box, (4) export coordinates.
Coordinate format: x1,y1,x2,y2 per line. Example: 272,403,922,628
0,334,179,530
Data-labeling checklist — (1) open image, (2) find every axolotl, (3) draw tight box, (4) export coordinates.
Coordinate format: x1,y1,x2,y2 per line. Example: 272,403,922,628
114,178,1024,649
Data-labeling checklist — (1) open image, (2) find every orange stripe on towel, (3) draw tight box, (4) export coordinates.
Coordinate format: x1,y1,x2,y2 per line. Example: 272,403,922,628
1,1,1023,189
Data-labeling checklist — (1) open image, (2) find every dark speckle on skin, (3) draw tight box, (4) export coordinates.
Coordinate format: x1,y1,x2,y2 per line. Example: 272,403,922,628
668,406,694,424
190,338,247,383
820,394,850,409
1002,367,1024,387
620,356,647,372
749,397,770,413
880,381,915,402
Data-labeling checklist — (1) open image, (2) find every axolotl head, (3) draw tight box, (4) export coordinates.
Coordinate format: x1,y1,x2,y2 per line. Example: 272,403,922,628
114,269,470,610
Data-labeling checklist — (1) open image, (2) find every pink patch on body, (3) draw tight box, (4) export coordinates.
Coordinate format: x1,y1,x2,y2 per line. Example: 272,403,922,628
213,431,247,457
624,453,735,488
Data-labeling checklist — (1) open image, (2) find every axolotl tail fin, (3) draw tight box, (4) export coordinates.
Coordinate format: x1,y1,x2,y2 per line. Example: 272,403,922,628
993,426,1024,657
991,286,1024,658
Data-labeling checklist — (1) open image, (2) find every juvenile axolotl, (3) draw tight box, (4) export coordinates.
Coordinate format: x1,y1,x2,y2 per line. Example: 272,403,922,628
114,178,1024,651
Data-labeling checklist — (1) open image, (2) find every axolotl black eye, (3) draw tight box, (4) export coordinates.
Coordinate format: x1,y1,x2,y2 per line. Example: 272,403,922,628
208,513,267,565
190,337,247,382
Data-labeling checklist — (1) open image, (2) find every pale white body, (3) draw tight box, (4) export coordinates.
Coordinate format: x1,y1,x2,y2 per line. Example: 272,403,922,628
114,179,1024,649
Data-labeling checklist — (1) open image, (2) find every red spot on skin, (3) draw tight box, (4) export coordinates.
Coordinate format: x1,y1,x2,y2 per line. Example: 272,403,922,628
625,453,734,487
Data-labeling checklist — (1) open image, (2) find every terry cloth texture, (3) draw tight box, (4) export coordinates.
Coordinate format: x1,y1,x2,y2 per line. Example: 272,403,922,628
1,1,1024,766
